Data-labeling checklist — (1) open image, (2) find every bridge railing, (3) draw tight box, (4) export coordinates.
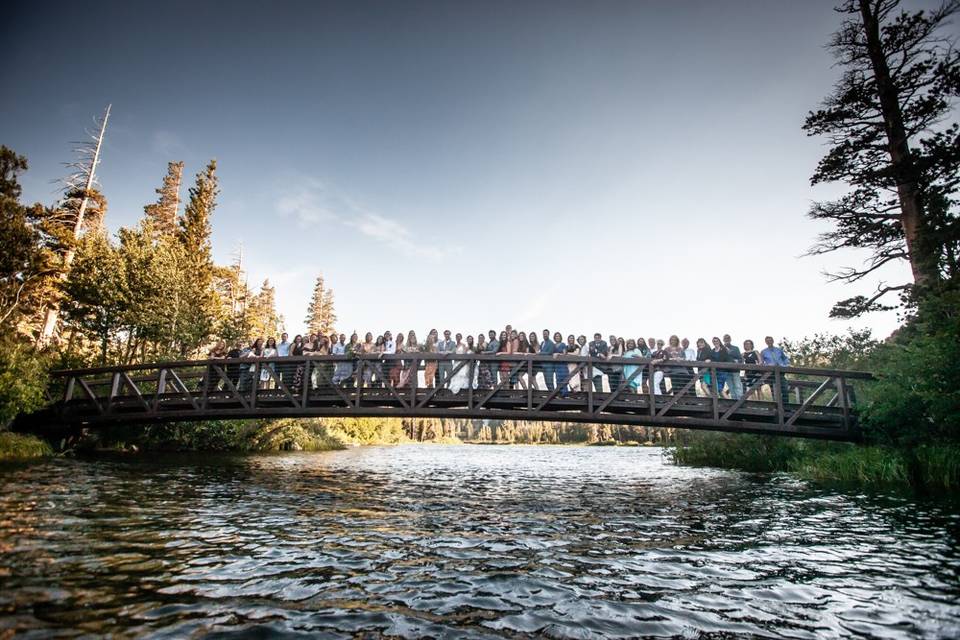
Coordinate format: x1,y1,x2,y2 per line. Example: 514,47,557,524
36,354,873,439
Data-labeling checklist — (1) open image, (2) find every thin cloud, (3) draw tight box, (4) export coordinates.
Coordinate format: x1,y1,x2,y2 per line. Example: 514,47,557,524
275,179,459,261
345,212,459,262
151,130,187,156
276,181,340,226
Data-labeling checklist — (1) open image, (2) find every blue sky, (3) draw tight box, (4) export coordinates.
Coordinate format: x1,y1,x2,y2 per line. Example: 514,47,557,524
3,0,919,342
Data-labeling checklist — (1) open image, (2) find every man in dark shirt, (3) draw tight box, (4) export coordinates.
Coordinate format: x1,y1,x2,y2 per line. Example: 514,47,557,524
485,329,500,388
539,329,555,390
588,333,608,392
723,334,743,399
226,342,243,390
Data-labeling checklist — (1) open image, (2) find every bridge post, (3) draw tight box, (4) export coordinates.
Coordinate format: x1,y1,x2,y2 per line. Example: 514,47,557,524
587,358,593,414
251,362,260,409
355,359,363,408
467,359,474,410
64,376,75,404
647,361,655,416
710,365,719,421
301,360,311,408
527,359,533,410
201,364,211,410
774,368,784,426
710,364,719,420
108,372,120,413
837,375,850,433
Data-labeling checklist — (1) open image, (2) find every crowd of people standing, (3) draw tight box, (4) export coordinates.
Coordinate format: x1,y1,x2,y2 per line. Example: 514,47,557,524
208,324,793,401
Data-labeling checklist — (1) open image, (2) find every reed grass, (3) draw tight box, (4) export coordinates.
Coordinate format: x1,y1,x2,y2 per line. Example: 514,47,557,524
0,431,53,460
670,433,960,491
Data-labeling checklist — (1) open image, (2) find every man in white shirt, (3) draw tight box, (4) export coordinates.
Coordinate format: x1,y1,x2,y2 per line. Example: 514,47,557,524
277,332,291,384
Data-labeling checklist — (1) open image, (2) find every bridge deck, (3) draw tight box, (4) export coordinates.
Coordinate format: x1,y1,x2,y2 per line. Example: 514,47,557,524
18,354,872,441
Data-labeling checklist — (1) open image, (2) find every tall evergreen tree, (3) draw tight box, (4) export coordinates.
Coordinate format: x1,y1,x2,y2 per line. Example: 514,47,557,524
304,273,337,335
803,0,959,317
247,278,283,338
0,147,44,330
176,160,221,354
143,161,184,238
319,287,336,335
61,230,128,364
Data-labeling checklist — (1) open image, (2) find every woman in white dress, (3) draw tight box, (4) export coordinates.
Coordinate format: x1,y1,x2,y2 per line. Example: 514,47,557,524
448,337,471,394
260,337,278,389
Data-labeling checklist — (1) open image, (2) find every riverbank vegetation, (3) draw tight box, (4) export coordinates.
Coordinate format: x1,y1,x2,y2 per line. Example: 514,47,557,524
74,417,678,454
0,432,53,461
671,435,960,490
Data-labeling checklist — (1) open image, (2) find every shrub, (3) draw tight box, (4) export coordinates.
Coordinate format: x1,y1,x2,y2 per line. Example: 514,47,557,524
0,336,51,429
0,432,53,460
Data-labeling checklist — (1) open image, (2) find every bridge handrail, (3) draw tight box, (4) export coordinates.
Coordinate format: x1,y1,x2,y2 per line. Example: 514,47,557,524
48,353,875,380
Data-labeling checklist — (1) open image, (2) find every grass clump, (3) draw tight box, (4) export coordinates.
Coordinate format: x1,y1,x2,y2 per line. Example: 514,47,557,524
670,432,960,491
0,432,53,460
790,445,910,485
670,432,802,473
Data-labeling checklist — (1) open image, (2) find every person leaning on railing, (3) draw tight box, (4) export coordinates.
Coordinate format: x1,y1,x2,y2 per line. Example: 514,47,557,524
722,334,744,400
664,336,687,394
481,330,498,389
400,331,419,388
709,337,735,398
761,336,791,403
622,339,644,393
741,339,761,394
237,338,262,392
260,338,278,389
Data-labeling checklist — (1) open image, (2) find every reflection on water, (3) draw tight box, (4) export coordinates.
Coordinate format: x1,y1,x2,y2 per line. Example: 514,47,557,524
1,445,959,638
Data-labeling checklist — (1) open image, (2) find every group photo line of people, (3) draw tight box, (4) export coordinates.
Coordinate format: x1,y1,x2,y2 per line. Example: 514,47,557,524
207,325,793,401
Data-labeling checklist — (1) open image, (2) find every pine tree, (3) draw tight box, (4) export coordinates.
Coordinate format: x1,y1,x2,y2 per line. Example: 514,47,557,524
61,230,128,364
143,161,184,238
176,160,221,354
304,273,337,336
247,278,282,338
304,273,323,335
802,0,959,317
319,287,336,335
0,147,44,331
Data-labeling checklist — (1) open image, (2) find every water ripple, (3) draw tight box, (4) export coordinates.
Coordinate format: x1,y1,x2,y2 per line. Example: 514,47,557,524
1,445,959,638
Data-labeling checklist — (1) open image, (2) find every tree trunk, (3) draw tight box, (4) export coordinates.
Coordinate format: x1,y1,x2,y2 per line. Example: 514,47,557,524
859,0,935,286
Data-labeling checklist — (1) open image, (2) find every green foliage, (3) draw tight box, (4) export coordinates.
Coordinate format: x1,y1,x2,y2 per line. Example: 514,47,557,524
790,445,910,485
176,160,221,354
913,444,960,490
305,273,336,336
61,231,127,363
245,279,283,339
858,289,960,445
143,161,183,238
0,432,52,460
0,146,57,333
323,417,408,444
669,432,803,473
102,418,348,452
0,335,52,429
781,328,878,370
670,432,959,491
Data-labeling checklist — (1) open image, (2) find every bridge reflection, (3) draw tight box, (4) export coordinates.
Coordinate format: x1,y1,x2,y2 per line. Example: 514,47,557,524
20,354,872,441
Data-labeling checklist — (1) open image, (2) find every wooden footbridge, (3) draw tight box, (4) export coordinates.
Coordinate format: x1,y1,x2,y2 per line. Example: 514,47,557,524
16,354,871,441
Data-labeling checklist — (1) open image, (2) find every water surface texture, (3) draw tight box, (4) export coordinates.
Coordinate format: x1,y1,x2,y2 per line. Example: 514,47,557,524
1,445,959,638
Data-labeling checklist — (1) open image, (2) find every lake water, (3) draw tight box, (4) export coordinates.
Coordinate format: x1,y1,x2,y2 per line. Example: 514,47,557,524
1,445,958,638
